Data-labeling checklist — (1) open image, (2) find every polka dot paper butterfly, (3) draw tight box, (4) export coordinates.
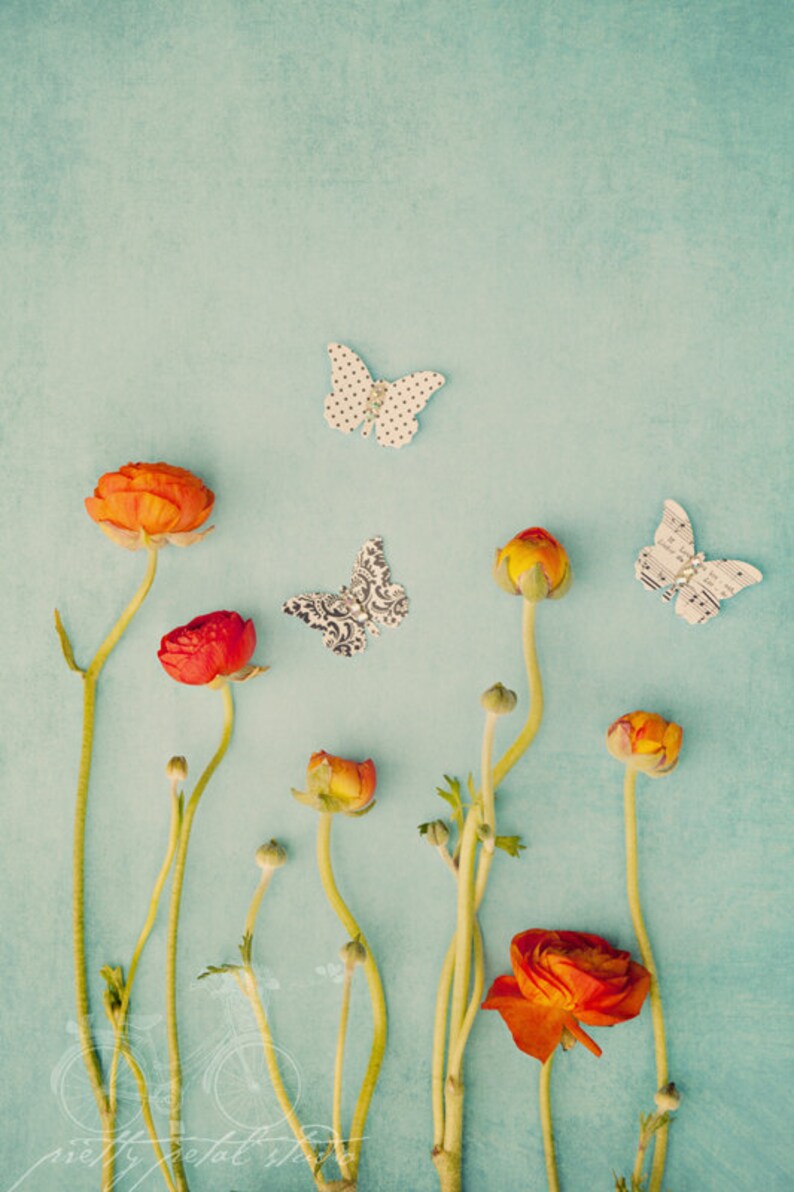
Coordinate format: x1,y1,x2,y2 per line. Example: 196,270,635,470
323,343,446,448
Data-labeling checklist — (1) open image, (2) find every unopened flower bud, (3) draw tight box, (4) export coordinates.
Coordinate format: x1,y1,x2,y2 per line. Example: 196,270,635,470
255,840,287,869
480,683,518,716
424,820,450,847
654,1082,681,1113
493,527,572,601
340,938,367,968
166,756,188,782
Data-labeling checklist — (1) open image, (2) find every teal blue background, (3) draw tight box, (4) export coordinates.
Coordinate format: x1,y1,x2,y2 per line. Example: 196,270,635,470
1,2,791,1188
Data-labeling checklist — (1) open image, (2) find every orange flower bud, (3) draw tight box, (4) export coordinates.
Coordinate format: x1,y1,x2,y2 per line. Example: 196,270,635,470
482,929,650,1063
606,711,683,778
292,751,377,815
493,528,571,601
85,461,214,549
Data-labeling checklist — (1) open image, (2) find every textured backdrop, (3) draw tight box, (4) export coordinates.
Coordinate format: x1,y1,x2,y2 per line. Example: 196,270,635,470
1,2,791,1189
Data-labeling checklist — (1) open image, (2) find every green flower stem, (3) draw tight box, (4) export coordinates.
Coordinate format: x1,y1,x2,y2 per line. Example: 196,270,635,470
244,868,274,942
333,964,355,1181
631,1115,654,1186
235,970,329,1187
121,1044,178,1192
109,787,182,1115
236,858,329,1186
441,712,496,1164
492,598,543,789
431,941,456,1150
68,543,158,1192
316,813,387,1177
165,683,235,1192
539,1053,560,1192
433,601,545,1185
444,921,484,1083
624,767,669,1192
445,811,479,1076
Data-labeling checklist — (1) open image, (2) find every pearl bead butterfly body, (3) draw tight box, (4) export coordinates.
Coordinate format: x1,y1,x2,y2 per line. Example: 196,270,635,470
283,537,409,657
635,499,762,624
323,343,445,448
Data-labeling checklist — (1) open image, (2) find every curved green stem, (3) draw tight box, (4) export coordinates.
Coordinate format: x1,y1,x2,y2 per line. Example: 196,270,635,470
70,544,158,1190
165,683,234,1191
539,1053,560,1192
235,969,329,1187
121,1044,177,1192
492,598,543,788
624,767,669,1192
109,787,182,1114
333,966,355,1180
244,869,273,942
316,814,387,1176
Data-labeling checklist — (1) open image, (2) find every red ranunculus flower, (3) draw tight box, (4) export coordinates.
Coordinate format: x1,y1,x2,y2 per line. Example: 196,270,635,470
85,461,214,549
158,611,263,686
482,929,650,1062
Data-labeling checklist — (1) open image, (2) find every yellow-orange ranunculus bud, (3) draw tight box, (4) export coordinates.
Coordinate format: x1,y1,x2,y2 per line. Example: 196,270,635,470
493,527,572,601
85,462,214,550
606,711,683,778
292,751,377,815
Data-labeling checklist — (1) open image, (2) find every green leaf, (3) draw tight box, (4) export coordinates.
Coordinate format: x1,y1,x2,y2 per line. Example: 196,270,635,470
435,776,464,833
54,608,84,674
238,932,253,967
198,963,241,981
494,835,527,858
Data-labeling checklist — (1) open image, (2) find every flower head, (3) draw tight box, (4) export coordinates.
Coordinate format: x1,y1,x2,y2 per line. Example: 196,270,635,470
482,928,650,1062
158,611,267,686
292,751,377,815
606,711,683,778
493,527,571,601
85,462,214,549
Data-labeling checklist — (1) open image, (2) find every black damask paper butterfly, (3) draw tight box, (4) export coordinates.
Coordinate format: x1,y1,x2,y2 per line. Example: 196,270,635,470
282,537,409,657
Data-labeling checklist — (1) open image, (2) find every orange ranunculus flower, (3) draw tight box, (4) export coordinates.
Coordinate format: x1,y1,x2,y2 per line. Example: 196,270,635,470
482,929,650,1062
85,462,214,549
158,610,267,686
606,711,683,778
493,527,572,601
292,751,377,815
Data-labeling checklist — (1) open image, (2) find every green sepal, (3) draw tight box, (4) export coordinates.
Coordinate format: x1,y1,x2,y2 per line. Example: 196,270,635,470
494,835,527,858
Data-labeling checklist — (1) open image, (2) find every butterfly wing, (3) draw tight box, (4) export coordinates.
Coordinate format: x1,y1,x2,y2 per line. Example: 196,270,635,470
374,371,445,448
324,344,373,435
674,559,763,625
349,536,409,628
282,592,368,656
635,499,696,593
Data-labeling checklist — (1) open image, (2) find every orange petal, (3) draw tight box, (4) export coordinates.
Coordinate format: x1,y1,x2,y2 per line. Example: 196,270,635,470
482,975,568,1063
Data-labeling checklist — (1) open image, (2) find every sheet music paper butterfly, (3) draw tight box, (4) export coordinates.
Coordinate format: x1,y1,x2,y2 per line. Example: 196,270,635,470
635,499,762,624
324,343,445,448
283,537,409,656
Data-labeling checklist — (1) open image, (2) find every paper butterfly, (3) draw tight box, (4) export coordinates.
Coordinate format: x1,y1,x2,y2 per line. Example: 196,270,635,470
282,536,409,656
323,343,445,448
635,499,762,624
